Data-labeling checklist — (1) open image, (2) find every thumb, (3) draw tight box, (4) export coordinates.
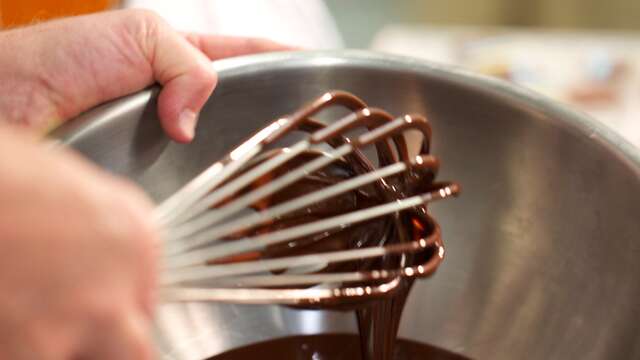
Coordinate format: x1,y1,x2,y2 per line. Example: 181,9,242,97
140,12,217,143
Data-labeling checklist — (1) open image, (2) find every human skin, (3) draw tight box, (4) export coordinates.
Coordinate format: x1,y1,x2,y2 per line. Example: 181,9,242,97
0,9,289,359
0,8,290,142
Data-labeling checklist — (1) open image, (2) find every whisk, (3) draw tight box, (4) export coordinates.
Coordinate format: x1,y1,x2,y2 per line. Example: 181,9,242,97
155,91,459,306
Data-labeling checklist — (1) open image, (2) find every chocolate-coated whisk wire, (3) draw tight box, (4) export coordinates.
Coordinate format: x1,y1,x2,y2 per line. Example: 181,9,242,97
156,90,460,305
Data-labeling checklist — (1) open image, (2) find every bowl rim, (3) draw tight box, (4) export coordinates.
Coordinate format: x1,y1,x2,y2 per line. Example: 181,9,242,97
52,49,640,176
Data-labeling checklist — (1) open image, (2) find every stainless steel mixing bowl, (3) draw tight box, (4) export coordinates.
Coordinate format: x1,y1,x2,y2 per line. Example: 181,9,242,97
52,51,640,360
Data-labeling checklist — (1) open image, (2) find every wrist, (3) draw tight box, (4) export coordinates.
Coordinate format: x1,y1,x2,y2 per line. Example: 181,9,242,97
0,29,63,134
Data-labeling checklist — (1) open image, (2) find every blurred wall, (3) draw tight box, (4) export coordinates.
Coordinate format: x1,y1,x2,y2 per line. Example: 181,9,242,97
325,0,640,47
0,0,118,28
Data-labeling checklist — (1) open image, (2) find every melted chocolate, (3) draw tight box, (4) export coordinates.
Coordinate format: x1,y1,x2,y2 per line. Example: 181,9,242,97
206,334,471,360
221,153,436,359
240,153,436,359
203,91,458,359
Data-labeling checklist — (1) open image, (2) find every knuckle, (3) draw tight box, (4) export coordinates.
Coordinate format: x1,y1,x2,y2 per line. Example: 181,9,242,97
188,63,218,91
196,64,218,86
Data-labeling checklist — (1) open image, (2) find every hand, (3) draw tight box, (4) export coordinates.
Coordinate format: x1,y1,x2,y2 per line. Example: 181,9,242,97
0,9,291,142
0,126,159,359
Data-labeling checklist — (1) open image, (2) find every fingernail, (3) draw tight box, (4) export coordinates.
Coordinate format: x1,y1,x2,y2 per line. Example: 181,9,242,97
178,109,198,140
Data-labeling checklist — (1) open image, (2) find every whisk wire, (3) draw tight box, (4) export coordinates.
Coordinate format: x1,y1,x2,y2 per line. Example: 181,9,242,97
164,183,458,267
158,90,459,305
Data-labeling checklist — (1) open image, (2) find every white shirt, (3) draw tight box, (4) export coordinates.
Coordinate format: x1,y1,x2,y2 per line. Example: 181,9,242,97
125,0,343,49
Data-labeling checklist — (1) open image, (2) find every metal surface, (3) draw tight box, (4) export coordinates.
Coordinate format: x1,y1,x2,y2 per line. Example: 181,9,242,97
52,50,640,360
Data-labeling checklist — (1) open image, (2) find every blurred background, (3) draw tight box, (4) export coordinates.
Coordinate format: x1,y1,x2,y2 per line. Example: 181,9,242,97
1,0,638,147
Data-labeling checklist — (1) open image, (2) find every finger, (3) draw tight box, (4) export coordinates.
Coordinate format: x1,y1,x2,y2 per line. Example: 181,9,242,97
183,34,295,60
140,13,218,143
85,312,153,360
